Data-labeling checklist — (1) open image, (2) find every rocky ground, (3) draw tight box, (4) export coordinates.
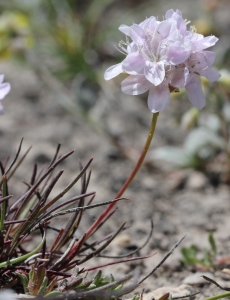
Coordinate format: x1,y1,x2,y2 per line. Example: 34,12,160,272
0,0,230,299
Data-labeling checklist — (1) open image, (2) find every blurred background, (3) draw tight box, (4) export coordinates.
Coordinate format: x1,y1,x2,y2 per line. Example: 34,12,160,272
0,0,229,181
0,0,229,199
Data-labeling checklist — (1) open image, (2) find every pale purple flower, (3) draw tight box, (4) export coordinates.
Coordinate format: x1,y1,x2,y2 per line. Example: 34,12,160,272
104,9,220,112
184,51,220,109
0,75,11,115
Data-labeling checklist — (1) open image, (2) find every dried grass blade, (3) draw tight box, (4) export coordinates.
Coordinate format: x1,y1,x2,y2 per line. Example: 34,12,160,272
86,207,118,237
5,151,74,255
55,164,91,250
0,175,7,230
39,158,93,215
39,198,126,226
83,253,155,272
49,238,76,271
52,234,86,272
13,170,64,239
202,275,230,291
10,150,74,221
99,219,154,258
39,191,95,223
49,228,65,254
77,222,126,265
48,144,61,168
4,137,24,177
0,195,13,205
78,222,130,254
30,163,37,186
7,146,32,180
138,234,186,285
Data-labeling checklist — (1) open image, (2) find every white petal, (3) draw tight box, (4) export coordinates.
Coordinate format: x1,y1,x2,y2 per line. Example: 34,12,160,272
121,75,151,95
140,16,157,32
119,25,130,36
175,9,182,16
185,75,206,109
200,67,221,82
157,20,173,39
167,43,190,65
165,9,174,19
127,42,138,53
144,61,165,86
171,67,186,87
174,14,186,34
129,24,146,45
0,83,10,100
204,51,216,66
104,63,123,80
147,82,170,112
122,52,145,75
195,36,219,50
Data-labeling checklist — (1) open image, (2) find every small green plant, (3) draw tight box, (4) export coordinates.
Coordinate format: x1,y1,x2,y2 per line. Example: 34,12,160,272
181,232,217,269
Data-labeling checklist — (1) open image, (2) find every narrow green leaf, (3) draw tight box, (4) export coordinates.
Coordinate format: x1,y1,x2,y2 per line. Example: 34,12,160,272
0,233,46,268
110,274,115,282
28,266,36,295
204,292,230,300
92,270,102,285
75,279,92,290
36,265,46,292
112,284,123,291
38,276,48,296
203,250,212,267
15,272,29,294
44,291,63,298
132,296,140,300
209,232,217,255
45,278,58,295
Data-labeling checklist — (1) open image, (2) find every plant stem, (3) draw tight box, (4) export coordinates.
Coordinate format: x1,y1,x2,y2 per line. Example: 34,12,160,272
0,175,7,231
85,112,159,239
204,292,230,300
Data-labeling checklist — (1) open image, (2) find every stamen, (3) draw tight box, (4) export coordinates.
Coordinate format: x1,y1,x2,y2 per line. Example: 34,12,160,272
185,19,191,25
115,45,127,56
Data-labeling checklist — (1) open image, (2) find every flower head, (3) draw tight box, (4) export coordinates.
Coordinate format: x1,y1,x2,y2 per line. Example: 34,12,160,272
104,9,220,112
0,75,11,115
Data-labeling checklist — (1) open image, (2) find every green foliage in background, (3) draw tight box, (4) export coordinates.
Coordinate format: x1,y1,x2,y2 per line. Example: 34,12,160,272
181,232,217,269
0,0,152,115
0,0,115,80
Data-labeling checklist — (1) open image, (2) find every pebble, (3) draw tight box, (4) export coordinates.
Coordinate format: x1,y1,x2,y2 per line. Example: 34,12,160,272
142,284,195,300
113,233,131,248
183,272,214,285
186,172,207,190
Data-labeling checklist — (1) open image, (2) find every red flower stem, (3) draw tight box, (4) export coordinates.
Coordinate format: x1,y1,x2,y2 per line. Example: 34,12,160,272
85,112,159,239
